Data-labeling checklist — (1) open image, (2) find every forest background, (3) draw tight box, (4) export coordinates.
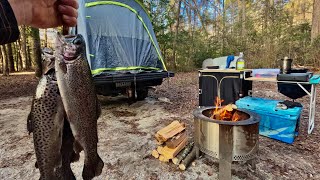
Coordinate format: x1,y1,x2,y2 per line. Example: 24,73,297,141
1,0,320,76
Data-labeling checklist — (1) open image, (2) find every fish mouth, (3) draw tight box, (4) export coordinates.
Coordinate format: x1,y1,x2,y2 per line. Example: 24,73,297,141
63,50,78,61
62,35,84,62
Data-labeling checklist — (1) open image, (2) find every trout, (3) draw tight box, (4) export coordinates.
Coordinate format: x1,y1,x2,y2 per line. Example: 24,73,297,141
28,67,64,180
55,34,104,180
28,48,78,180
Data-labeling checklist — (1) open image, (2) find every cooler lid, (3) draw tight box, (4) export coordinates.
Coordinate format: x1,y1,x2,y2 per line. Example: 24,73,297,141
235,96,302,116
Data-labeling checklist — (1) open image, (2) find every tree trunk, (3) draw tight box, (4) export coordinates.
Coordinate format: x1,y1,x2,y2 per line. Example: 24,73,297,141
311,0,320,42
19,26,29,70
30,27,43,77
17,40,23,71
222,0,226,55
44,29,48,47
172,0,182,70
0,49,3,73
6,44,15,72
1,45,9,76
241,0,246,47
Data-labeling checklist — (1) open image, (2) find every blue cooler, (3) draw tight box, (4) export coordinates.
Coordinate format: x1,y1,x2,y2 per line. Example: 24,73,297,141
236,97,302,144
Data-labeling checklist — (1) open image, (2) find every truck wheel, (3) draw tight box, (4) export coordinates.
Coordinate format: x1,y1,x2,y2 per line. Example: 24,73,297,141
137,88,148,100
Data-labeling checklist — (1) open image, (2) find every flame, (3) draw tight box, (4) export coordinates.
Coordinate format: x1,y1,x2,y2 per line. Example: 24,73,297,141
214,97,224,114
211,96,241,122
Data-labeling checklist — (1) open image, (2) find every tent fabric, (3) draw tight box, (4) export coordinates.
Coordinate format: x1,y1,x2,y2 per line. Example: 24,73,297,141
75,0,166,75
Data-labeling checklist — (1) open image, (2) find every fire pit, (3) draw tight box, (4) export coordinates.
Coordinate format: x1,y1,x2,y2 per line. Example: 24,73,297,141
193,106,260,180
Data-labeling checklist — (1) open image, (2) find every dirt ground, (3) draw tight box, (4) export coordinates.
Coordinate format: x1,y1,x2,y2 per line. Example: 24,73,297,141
0,72,319,180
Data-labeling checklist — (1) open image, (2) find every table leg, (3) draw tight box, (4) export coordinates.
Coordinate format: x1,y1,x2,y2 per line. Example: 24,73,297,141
308,84,316,134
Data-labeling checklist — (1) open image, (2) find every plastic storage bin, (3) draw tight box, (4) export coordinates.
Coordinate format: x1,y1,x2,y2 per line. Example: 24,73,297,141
236,96,302,144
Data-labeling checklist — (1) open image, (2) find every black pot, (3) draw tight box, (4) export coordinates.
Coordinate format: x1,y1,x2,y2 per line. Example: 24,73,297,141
280,58,293,74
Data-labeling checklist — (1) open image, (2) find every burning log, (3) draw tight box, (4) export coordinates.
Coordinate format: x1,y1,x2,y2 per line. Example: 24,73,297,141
155,120,186,144
172,141,194,165
178,146,197,171
211,104,237,120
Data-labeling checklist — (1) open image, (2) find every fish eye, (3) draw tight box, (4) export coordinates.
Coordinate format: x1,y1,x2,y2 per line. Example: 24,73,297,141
73,38,82,45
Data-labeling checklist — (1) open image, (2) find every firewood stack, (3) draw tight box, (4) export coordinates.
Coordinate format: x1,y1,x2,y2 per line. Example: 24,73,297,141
151,120,196,170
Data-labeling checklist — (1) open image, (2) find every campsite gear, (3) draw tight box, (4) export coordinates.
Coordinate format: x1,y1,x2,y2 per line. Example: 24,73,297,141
277,72,313,100
198,69,252,106
206,66,219,69
72,0,173,100
236,52,245,70
277,72,313,99
27,67,65,180
277,72,313,82
202,56,239,69
55,34,104,180
278,100,302,108
236,96,302,144
225,55,235,69
194,107,259,180
277,83,312,100
291,68,308,73
251,69,280,78
280,57,292,74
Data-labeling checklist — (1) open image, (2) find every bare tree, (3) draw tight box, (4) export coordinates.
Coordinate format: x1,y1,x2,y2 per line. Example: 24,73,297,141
311,0,320,42
6,44,15,72
30,27,43,77
1,46,9,76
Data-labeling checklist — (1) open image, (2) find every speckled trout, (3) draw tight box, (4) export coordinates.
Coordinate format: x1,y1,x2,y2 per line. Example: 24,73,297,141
55,34,103,180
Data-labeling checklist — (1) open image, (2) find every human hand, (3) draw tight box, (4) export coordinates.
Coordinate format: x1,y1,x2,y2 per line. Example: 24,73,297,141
8,0,79,28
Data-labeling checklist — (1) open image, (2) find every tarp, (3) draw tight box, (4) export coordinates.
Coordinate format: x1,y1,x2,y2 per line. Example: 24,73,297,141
74,0,166,75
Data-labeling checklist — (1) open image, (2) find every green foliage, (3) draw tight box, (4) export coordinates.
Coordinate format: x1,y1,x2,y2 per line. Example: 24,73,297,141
150,0,319,71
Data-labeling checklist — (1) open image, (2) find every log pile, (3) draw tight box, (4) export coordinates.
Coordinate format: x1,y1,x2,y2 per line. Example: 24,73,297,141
151,120,196,170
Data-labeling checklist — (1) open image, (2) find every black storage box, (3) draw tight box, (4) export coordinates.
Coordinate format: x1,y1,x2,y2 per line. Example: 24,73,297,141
277,73,313,82
199,69,252,106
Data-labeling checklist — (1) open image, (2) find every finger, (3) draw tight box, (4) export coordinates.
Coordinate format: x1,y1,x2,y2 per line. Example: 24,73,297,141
58,5,78,18
62,15,77,27
60,0,79,9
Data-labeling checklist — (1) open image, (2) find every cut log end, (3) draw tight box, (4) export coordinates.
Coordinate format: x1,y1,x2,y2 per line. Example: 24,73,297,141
152,150,159,159
172,157,179,165
179,164,186,171
159,155,169,162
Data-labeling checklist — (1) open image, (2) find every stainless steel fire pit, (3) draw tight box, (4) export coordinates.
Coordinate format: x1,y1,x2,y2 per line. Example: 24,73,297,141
193,107,260,180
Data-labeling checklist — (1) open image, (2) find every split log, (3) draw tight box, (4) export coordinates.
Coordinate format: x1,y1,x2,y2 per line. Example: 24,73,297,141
158,138,188,159
159,155,169,162
155,121,185,143
152,150,159,159
179,146,196,171
172,141,194,165
166,130,187,149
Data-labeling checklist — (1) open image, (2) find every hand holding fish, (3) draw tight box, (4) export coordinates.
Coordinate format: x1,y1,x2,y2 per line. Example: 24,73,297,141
8,0,78,28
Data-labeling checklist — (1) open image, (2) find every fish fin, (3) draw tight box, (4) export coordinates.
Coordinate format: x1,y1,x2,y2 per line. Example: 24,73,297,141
59,61,68,74
73,140,83,154
82,155,104,180
71,151,80,162
27,112,33,134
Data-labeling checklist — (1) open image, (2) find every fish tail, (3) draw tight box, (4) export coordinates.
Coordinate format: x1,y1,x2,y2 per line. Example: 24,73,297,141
82,154,104,180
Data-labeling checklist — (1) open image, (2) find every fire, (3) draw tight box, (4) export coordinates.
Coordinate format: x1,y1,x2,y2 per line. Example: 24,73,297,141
211,97,241,122
213,96,224,114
